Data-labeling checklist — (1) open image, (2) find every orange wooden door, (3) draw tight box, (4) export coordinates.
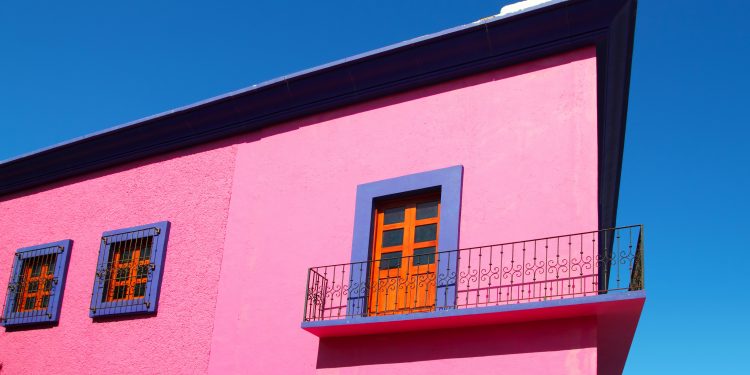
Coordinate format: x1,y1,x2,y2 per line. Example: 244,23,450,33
368,194,440,315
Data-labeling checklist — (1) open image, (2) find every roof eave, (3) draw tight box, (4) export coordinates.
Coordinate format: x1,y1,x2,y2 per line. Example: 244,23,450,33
0,0,637,234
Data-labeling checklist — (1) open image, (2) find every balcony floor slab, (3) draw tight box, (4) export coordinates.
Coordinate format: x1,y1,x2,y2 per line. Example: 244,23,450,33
302,290,644,337
303,290,645,374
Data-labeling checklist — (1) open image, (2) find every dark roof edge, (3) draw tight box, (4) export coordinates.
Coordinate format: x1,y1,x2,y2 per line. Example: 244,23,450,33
597,0,637,232
0,0,637,236
0,0,569,167
0,5,540,166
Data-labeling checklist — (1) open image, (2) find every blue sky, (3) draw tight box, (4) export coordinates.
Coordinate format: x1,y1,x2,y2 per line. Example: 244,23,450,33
1,1,748,373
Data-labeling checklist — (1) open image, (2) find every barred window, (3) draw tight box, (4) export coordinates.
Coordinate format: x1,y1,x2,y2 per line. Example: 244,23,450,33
103,237,152,302
1,240,72,327
89,221,170,318
17,254,56,311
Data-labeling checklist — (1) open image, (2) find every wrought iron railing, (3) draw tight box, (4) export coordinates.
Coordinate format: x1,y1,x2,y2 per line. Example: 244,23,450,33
303,225,645,322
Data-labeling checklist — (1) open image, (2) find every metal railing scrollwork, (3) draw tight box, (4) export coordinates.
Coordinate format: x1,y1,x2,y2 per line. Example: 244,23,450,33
303,225,645,322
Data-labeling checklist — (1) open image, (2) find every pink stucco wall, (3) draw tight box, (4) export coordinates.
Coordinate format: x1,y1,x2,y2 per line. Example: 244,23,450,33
208,46,599,374
315,317,597,374
0,141,237,374
0,46,599,374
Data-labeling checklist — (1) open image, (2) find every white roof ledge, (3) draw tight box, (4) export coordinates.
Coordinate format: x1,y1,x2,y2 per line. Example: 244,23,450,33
500,0,555,16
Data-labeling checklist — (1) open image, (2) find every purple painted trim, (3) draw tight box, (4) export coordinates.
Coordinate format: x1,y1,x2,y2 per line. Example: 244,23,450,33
89,221,170,318
2,239,73,327
347,166,463,315
304,290,646,329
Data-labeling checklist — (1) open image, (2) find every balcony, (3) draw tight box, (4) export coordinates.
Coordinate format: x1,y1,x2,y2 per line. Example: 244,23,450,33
302,225,645,337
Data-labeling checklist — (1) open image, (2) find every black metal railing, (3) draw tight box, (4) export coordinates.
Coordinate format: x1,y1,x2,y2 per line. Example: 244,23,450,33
303,225,645,322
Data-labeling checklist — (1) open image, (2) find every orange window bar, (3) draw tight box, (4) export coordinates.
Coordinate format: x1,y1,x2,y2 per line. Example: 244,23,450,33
15,254,57,312
102,237,153,303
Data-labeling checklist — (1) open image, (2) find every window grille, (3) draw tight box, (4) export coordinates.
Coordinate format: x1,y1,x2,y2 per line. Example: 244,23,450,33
2,240,72,327
89,221,170,318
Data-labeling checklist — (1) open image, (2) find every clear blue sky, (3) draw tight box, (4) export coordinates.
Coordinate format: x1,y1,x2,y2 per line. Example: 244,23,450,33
1,1,748,373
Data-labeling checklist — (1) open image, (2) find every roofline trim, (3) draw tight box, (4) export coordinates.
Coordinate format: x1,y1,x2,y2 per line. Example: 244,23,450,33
0,0,569,166
0,0,638,238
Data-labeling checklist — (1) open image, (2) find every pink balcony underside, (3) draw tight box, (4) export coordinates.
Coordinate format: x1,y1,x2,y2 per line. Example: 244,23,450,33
304,291,645,375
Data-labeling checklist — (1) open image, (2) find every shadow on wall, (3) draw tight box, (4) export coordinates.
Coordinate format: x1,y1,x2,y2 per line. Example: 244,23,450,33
91,311,158,324
3,321,58,333
316,316,596,369
4,309,156,331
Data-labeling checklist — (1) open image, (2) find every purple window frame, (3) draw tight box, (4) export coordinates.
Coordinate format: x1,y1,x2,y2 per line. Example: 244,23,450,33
2,239,73,327
347,165,463,316
89,221,170,318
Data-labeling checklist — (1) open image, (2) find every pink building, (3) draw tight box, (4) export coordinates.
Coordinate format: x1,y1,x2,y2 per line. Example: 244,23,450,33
0,0,644,374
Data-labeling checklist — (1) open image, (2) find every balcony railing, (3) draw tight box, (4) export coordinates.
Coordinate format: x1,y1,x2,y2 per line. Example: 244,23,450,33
303,225,644,322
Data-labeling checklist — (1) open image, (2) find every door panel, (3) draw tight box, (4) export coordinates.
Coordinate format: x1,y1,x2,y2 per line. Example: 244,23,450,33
368,193,440,315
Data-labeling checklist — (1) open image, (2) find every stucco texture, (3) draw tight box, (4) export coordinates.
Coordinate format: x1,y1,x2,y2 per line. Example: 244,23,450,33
0,141,237,374
209,47,599,374
315,317,597,375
